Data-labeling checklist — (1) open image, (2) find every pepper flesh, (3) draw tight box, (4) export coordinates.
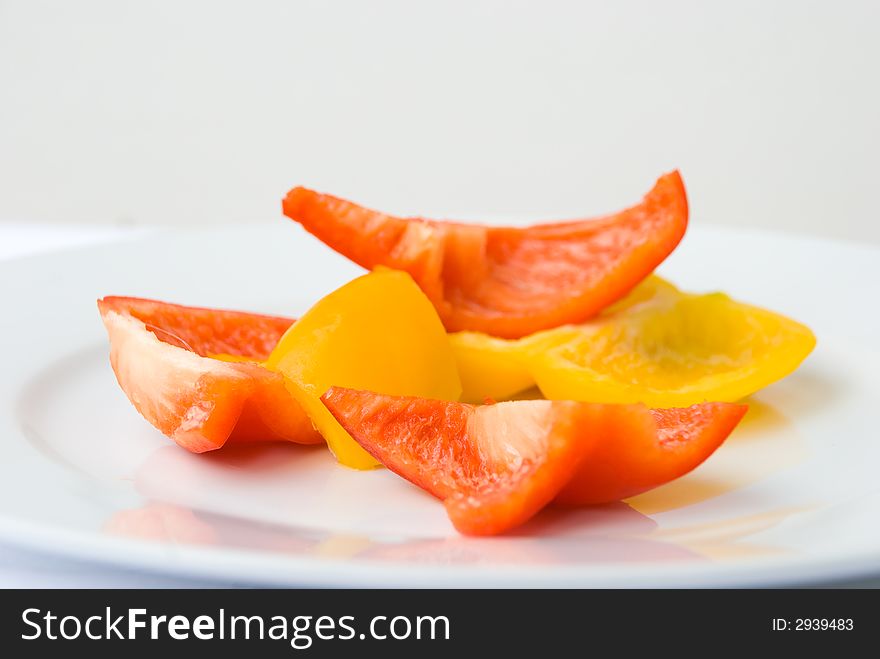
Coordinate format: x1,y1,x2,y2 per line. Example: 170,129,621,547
530,290,816,406
322,387,746,534
282,172,688,338
97,296,320,452
266,269,462,469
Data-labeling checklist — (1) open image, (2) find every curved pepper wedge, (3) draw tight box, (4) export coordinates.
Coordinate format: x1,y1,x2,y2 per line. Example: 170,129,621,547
282,172,688,339
98,296,321,453
530,290,816,406
321,387,746,535
266,269,462,470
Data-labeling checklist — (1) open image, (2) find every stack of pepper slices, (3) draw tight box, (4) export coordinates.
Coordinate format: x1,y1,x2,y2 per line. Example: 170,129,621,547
98,172,815,535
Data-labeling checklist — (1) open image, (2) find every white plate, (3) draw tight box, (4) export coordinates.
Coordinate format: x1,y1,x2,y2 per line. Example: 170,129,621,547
1,222,879,587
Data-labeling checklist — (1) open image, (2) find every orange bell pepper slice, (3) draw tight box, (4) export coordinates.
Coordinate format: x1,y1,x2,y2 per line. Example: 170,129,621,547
322,387,746,535
98,297,321,452
282,172,688,339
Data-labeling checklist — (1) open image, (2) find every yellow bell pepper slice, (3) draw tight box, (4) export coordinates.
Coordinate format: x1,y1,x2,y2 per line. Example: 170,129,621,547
530,291,816,406
266,268,462,469
449,275,679,402
449,330,567,403
600,274,681,315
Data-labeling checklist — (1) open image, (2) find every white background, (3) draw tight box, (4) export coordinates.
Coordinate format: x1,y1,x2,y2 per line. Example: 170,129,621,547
1,0,878,242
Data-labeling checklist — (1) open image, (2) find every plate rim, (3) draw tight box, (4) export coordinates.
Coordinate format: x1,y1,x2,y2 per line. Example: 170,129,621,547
3,223,880,587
